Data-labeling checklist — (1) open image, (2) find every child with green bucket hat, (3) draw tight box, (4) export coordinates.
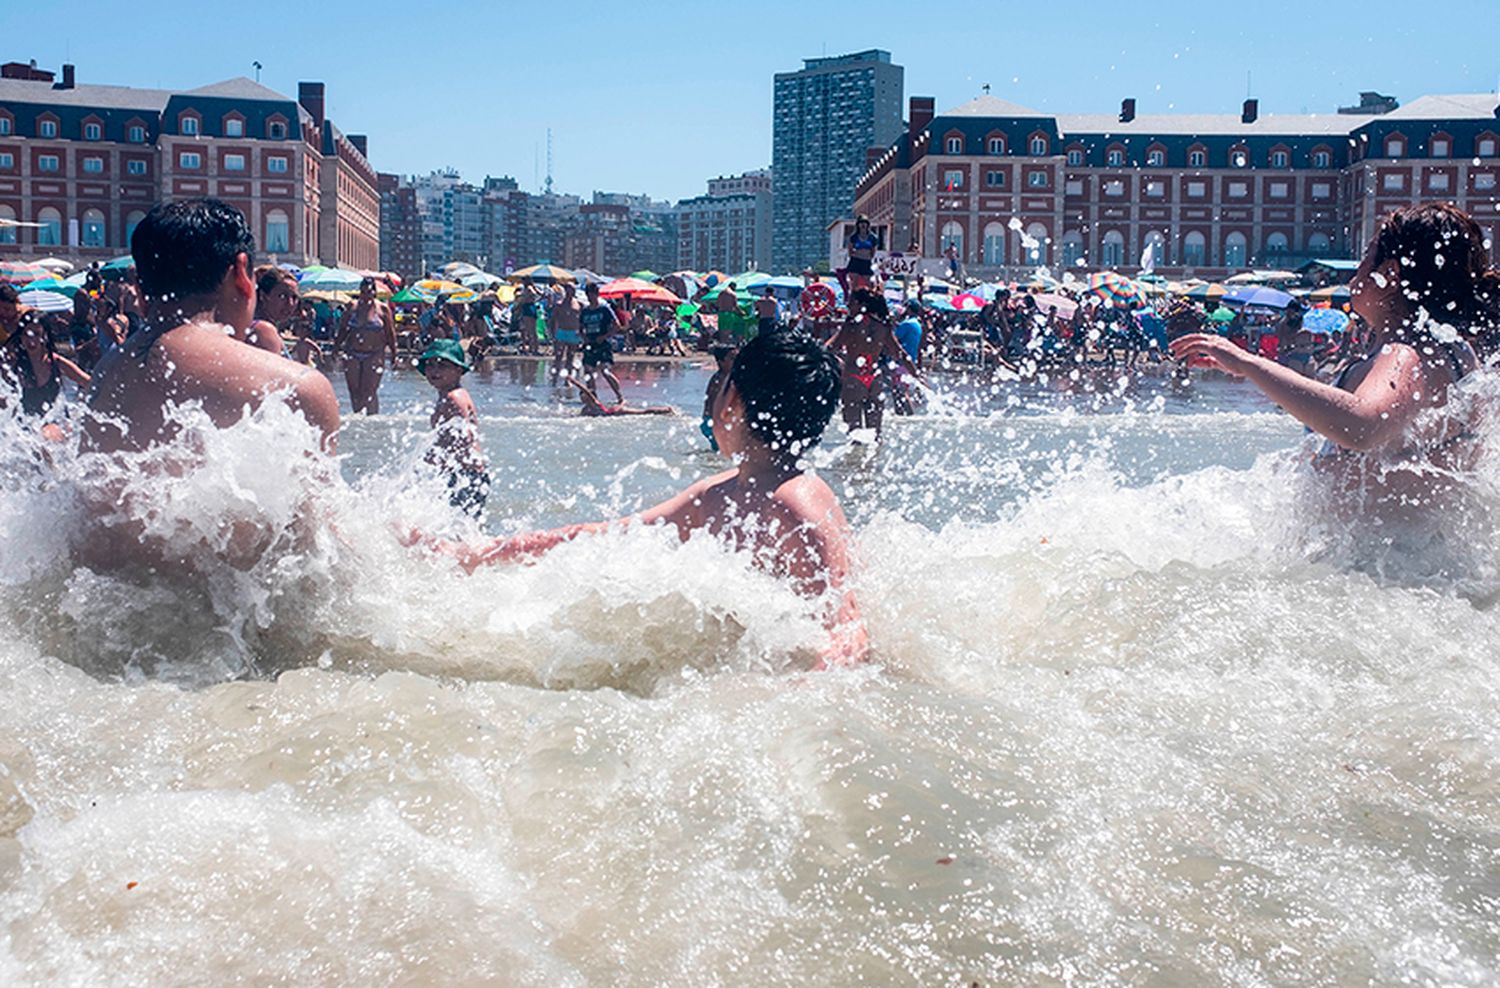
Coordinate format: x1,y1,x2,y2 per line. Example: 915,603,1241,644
418,339,489,518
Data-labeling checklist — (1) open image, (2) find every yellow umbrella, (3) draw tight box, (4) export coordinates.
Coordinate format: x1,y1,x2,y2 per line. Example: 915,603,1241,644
414,279,480,304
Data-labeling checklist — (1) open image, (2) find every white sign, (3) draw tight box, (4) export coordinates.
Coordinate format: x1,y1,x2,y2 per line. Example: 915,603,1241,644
875,252,948,279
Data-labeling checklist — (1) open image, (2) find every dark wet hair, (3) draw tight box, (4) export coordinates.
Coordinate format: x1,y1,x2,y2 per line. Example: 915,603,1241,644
0,284,18,304
254,264,298,296
849,288,889,321
1366,202,1500,348
131,198,255,301
727,330,840,455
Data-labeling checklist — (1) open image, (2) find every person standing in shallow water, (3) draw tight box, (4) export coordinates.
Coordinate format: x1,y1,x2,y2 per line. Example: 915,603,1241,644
1171,202,1498,510
335,276,397,415
826,288,923,442
419,339,489,519
248,265,297,356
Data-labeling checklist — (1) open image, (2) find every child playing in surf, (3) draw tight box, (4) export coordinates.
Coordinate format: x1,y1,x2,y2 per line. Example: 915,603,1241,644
567,375,673,417
701,344,735,450
420,331,868,667
419,339,490,519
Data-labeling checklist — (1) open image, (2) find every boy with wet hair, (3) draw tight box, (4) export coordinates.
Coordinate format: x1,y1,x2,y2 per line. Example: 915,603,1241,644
425,330,867,666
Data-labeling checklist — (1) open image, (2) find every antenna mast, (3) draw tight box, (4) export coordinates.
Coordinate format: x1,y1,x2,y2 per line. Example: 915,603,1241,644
546,128,554,195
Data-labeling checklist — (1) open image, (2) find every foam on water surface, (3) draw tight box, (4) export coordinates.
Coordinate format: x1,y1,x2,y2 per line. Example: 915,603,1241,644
1,366,1498,985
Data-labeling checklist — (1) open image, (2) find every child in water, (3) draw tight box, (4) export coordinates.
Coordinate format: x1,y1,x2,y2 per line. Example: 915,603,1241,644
701,344,735,450
417,331,868,667
419,339,490,519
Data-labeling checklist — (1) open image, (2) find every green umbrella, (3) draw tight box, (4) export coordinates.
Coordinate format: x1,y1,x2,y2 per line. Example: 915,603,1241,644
20,277,80,297
389,286,425,304
1208,306,1236,323
700,285,754,305
630,270,660,282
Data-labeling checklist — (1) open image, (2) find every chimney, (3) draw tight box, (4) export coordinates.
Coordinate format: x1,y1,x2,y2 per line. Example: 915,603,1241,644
909,96,935,137
297,81,326,130
60,63,74,89
1242,98,1259,124
1119,98,1136,123
349,134,368,157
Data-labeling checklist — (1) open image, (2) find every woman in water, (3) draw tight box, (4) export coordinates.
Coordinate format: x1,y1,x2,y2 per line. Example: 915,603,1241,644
1171,203,1498,513
1,309,90,417
248,265,297,356
334,276,397,414
826,288,922,442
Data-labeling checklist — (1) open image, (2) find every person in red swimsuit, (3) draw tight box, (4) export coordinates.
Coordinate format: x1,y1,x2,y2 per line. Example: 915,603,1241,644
825,289,923,442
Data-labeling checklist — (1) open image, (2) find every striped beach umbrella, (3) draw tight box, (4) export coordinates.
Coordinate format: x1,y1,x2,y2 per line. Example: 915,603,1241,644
299,268,365,293
1085,271,1151,309
18,289,74,313
1183,282,1227,302
21,276,80,298
507,264,576,286
413,279,479,304
0,260,48,283
599,277,681,305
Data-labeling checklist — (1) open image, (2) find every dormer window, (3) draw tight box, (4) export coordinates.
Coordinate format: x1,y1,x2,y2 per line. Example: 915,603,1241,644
1431,137,1450,158
0,116,11,136
1384,135,1404,157
1313,149,1332,168
1029,135,1047,155
1230,148,1248,168
1146,149,1165,166
1270,149,1289,168
224,117,244,138
1066,148,1083,166
38,118,57,138
987,137,1004,155
945,136,963,155
83,122,102,141
1107,148,1125,167
181,115,200,136
1188,148,1207,167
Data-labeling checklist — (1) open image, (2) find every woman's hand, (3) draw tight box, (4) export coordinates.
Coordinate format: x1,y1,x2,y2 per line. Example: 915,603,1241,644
1169,333,1256,377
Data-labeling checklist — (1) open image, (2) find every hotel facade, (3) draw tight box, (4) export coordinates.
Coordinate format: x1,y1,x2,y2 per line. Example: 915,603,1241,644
0,62,378,269
853,93,1500,280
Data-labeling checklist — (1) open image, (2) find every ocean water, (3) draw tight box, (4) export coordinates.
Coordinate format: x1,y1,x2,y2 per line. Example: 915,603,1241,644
1,359,1498,986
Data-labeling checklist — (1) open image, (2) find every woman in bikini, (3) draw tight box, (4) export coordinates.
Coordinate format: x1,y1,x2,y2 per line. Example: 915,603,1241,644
247,265,296,356
826,289,923,442
2,309,90,418
334,276,397,414
1172,203,1498,515
842,215,880,295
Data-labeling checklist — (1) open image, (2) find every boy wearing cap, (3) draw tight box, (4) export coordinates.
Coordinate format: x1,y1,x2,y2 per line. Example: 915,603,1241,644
419,338,489,518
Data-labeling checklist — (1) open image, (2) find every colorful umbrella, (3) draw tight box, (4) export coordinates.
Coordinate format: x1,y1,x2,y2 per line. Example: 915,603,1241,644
629,270,661,282
98,255,136,279
1222,285,1295,309
1306,285,1352,305
389,286,425,304
300,268,365,293
20,277,80,298
598,277,681,305
1208,306,1237,323
1085,272,1151,309
508,264,576,286
1182,283,1226,302
441,261,482,279
18,289,73,313
950,292,988,312
0,260,49,284
413,279,480,304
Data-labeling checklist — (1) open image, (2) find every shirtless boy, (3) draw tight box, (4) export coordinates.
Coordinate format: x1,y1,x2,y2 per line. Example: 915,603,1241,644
426,331,868,666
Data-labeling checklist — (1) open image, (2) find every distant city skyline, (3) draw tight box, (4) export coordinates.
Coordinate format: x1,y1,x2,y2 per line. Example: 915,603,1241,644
2,0,1496,202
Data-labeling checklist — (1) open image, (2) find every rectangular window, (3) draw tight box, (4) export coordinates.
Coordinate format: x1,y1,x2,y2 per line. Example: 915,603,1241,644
181,117,199,135
225,119,244,137
1066,149,1083,166
1145,180,1164,197
945,137,962,154
985,170,1006,188
0,118,10,135
39,120,56,138
267,156,289,173
1271,151,1289,168
1107,150,1124,166
1027,171,1047,188
224,153,246,172
1269,181,1289,198
1431,139,1449,158
84,123,101,141
1314,151,1331,168
943,169,964,189
128,125,145,143
1188,150,1206,167
1476,173,1497,190
1382,172,1405,191
1311,182,1331,198
269,122,287,139
179,151,201,169
1065,179,1083,195
987,138,1004,155
1428,172,1450,191
1228,181,1248,197
0,153,11,169
37,154,59,172
1186,180,1207,197
127,159,146,176
1104,180,1124,196
82,157,103,173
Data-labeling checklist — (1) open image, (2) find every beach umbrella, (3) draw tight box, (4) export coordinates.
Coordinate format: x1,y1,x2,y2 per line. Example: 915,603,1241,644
724,271,771,289
413,279,480,304
508,263,576,286
298,268,364,293
1208,306,1237,324
969,282,1005,301
700,283,754,305
1023,272,1060,291
1032,293,1079,319
20,276,80,298
1223,285,1295,309
1307,285,1352,305
1182,283,1226,302
299,264,329,276
99,255,136,278
301,289,354,304
0,260,48,283
599,277,682,305
767,275,806,290
460,271,504,290
277,262,302,275
1085,271,1151,309
950,292,988,312
33,256,73,274
1302,308,1350,336
923,295,957,312
441,261,482,279
702,270,728,288
569,268,609,287
629,269,661,282
18,289,73,313
388,286,426,304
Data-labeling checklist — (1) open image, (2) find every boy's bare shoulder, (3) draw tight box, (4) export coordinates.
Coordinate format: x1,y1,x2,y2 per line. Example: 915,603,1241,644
771,471,844,524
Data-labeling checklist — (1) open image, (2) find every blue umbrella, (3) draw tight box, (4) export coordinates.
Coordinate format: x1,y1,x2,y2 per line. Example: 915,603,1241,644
1302,308,1350,336
1223,285,1295,309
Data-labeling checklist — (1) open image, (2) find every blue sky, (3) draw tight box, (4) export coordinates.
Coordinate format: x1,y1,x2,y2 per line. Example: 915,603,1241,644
6,0,1497,201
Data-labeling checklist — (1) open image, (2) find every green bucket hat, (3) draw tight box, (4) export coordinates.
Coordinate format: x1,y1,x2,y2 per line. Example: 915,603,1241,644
417,338,470,372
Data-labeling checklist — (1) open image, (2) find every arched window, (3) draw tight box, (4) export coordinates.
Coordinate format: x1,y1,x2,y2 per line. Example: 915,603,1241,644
942,221,966,259
37,207,61,247
982,222,1006,266
1101,230,1125,268
1025,223,1049,265
1188,148,1207,168
0,204,15,245
1029,135,1048,156
1146,148,1165,167
1224,232,1247,268
82,208,105,247
1060,231,1084,267
1264,232,1289,257
1182,231,1206,267
944,136,963,155
1307,232,1331,254
124,210,146,248
266,209,290,253
1143,231,1167,268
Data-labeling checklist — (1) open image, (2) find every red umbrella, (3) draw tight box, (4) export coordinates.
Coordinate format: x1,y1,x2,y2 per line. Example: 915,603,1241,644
950,292,988,312
598,277,681,305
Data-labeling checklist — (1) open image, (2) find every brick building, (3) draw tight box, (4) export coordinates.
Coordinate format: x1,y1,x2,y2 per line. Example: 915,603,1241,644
853,92,1500,281
677,169,772,273
0,64,378,269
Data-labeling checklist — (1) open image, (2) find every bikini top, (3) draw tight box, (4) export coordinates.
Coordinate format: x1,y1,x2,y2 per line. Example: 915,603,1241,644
849,233,878,252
